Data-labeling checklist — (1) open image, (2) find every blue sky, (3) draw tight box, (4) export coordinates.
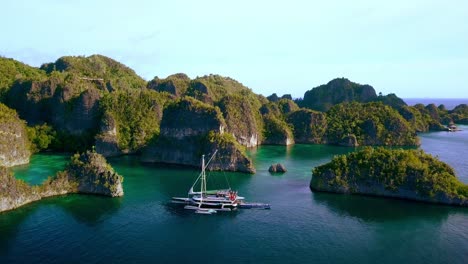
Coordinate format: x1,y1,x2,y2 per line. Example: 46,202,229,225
1,0,467,98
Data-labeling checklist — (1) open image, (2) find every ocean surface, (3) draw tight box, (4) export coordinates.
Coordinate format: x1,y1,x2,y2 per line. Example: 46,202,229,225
1,126,468,264
403,98,468,110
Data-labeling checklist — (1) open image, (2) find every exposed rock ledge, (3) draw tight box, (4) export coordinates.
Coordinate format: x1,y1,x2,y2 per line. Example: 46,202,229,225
0,151,123,213
310,147,468,207
0,103,31,167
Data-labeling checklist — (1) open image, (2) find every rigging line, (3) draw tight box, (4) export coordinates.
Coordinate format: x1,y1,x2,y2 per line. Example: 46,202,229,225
223,170,231,190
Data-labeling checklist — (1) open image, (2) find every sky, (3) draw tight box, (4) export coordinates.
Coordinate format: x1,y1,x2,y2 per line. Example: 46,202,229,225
1,0,467,98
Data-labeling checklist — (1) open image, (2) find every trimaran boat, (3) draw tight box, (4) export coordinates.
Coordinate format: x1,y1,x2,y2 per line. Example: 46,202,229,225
171,150,270,214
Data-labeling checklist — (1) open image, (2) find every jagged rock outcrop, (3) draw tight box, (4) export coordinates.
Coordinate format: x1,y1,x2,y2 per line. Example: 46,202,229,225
287,109,327,144
0,151,123,212
268,163,287,173
142,98,255,173
66,151,124,197
311,147,468,207
299,78,377,112
0,103,30,167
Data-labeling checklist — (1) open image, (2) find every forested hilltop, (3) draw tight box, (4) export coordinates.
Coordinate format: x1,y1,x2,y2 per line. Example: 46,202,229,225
311,147,468,206
1,55,467,172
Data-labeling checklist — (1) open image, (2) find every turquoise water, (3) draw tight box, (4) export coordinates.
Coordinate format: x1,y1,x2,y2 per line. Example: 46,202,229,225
12,153,69,185
1,128,468,264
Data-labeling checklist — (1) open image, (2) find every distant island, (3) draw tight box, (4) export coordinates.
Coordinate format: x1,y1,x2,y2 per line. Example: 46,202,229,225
1,54,468,210
311,147,468,207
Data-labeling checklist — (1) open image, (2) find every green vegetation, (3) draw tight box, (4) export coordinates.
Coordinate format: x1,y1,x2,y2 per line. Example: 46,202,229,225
100,89,171,151
147,73,190,96
277,98,299,114
26,123,56,153
40,55,146,90
0,57,46,102
67,150,123,195
217,94,263,143
311,147,468,202
398,106,431,132
326,102,419,146
0,166,34,199
398,103,468,131
186,74,263,103
372,93,407,109
298,78,377,112
161,97,226,131
0,102,20,122
286,109,327,144
450,104,468,124
263,114,294,144
1,150,123,212
204,131,246,154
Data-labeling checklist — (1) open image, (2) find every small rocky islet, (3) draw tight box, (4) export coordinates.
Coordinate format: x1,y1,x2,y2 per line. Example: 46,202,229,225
1,151,123,213
1,54,468,211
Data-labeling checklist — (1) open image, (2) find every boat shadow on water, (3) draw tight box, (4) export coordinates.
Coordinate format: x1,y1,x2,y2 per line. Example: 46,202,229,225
312,192,467,223
163,202,242,218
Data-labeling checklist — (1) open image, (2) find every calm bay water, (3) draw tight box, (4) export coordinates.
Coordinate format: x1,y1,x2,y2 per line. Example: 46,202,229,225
1,127,468,264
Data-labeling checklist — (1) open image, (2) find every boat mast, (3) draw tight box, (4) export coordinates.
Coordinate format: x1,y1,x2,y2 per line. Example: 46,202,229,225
200,154,206,206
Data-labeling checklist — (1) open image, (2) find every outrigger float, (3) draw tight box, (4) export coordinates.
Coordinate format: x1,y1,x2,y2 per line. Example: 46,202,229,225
171,150,270,214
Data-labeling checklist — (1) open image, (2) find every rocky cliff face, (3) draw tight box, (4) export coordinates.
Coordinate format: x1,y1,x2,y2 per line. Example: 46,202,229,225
217,95,261,147
95,112,122,157
287,109,327,144
6,76,103,136
0,103,31,167
142,98,255,173
311,148,468,207
0,151,123,213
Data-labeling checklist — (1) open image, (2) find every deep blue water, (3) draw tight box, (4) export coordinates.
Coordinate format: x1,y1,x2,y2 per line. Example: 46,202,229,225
1,126,467,264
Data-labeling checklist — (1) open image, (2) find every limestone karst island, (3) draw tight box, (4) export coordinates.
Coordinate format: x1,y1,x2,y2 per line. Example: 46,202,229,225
1,53,467,264
1,55,467,213
3,1,468,263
